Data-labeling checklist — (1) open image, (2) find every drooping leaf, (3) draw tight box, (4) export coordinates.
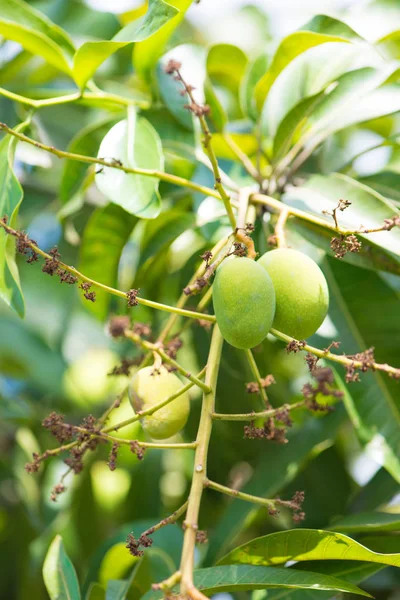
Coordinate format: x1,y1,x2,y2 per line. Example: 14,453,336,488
95,115,163,218
0,127,27,317
254,31,352,112
133,0,193,81
72,0,178,88
301,14,365,41
324,257,400,482
264,560,385,600
219,529,400,568
0,0,74,74
79,204,137,320
262,42,362,141
283,173,400,271
43,535,81,600
328,511,400,533
143,565,371,600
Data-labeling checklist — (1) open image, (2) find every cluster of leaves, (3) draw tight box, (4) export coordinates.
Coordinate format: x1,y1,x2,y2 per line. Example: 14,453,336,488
1,1,400,600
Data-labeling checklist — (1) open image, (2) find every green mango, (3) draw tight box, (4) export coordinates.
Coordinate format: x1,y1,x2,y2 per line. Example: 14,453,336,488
128,366,190,439
213,257,276,349
258,248,329,339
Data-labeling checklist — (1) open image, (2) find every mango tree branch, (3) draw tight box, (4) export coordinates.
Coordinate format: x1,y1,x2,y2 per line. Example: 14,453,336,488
164,61,237,229
204,479,277,510
212,401,306,421
0,86,149,110
0,122,220,200
271,328,400,379
180,325,224,600
0,219,217,323
251,192,399,237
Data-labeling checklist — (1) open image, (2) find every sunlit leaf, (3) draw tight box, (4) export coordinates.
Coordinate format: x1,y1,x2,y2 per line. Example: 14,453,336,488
95,115,163,218
133,0,193,81
143,565,371,600
0,0,74,74
43,535,81,600
73,0,178,88
254,31,352,112
0,128,26,317
220,529,400,568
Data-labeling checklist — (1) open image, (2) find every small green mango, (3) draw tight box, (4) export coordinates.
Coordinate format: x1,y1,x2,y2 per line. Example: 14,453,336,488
258,248,329,339
128,366,190,440
213,257,276,349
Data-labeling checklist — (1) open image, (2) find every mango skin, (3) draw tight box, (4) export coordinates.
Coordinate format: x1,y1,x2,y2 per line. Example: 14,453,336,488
213,257,276,349
128,366,190,439
258,248,329,340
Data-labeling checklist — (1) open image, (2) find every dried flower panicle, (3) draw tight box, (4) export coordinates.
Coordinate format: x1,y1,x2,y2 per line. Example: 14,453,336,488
130,440,145,460
50,483,66,502
109,315,131,338
80,282,96,301
331,234,362,259
165,337,183,360
302,366,343,411
286,339,306,353
126,530,154,557
42,412,73,443
108,442,119,471
127,288,140,307
195,530,208,544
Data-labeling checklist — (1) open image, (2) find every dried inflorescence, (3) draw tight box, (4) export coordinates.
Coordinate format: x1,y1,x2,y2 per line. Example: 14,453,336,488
330,234,362,259
246,374,275,394
80,282,96,301
109,315,131,338
286,339,306,354
302,366,343,411
127,288,140,307
126,532,153,557
164,59,210,117
130,440,146,460
244,420,288,444
42,412,73,443
108,442,119,471
165,337,183,360
108,357,141,377
195,530,208,544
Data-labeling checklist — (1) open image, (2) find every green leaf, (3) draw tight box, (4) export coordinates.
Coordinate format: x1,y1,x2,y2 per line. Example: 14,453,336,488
283,173,400,271
264,560,385,600
262,42,361,142
377,29,400,59
329,512,400,533
0,128,26,317
72,0,178,88
0,0,74,74
143,565,371,600
79,204,137,320
360,171,400,204
105,579,130,600
306,74,400,143
207,44,248,92
133,0,193,81
324,257,400,482
204,409,344,565
43,535,81,600
86,584,105,600
95,115,163,218
239,53,269,119
219,529,400,568
301,14,365,40
157,44,207,129
351,467,400,512
254,31,351,112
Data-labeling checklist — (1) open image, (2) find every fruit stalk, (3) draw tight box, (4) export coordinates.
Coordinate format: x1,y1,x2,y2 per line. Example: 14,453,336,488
180,325,223,599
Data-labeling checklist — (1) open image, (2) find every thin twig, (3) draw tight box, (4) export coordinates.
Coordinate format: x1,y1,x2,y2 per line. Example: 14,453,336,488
0,219,216,323
0,122,220,200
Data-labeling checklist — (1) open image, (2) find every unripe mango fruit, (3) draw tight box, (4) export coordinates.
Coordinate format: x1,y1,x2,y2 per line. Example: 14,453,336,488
213,257,276,349
128,366,190,439
258,248,329,339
